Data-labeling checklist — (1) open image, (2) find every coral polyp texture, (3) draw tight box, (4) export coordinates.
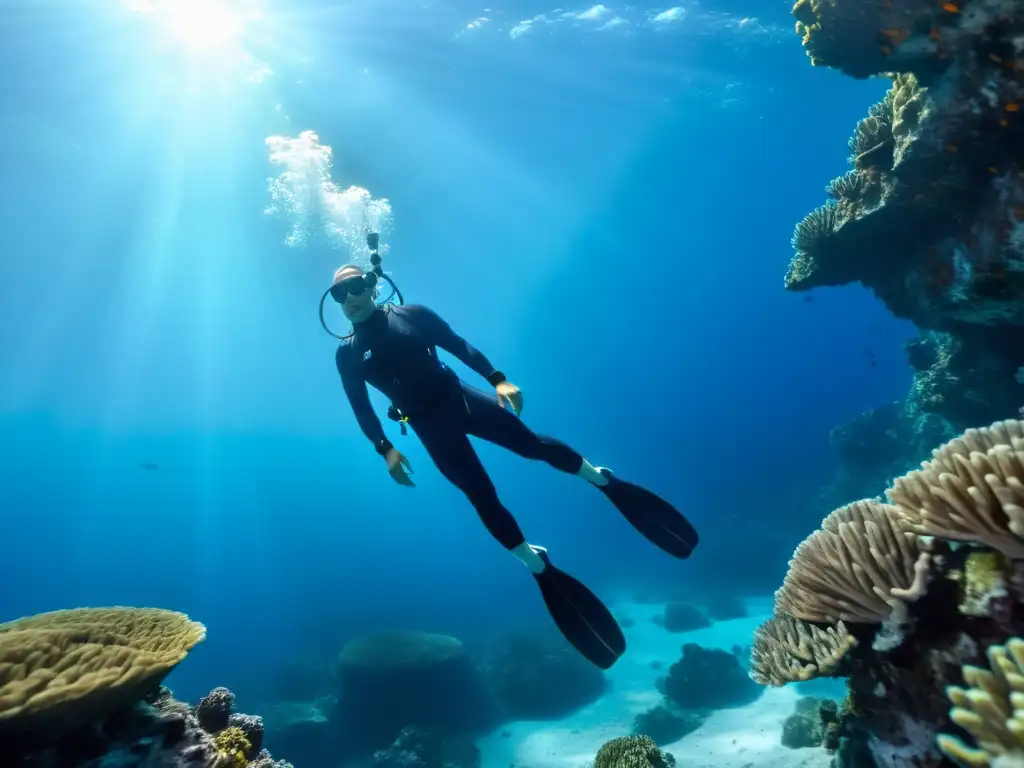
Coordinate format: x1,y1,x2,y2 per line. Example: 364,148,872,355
785,0,1024,436
750,419,1024,768
0,606,206,729
773,499,930,624
888,419,1024,557
938,637,1024,767
749,614,857,686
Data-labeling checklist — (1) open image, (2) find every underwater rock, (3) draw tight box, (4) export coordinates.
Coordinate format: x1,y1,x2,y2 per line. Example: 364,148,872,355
661,643,763,711
481,631,607,721
334,629,498,754
653,603,712,633
631,704,708,746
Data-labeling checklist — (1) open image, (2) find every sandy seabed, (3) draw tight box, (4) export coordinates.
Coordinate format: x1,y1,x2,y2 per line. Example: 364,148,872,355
477,598,839,768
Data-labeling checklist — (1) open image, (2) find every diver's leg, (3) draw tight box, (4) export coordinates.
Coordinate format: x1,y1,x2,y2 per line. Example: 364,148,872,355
411,415,626,668
459,384,608,485
412,417,532,555
460,384,700,560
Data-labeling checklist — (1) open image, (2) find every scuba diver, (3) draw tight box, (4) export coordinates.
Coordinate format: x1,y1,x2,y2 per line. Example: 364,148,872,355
320,234,699,670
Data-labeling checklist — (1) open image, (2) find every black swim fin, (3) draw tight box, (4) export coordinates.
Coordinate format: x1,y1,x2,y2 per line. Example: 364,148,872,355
597,469,699,559
531,547,626,670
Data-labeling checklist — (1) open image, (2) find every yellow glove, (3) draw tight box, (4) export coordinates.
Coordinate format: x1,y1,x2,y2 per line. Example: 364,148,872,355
496,381,523,417
385,448,415,487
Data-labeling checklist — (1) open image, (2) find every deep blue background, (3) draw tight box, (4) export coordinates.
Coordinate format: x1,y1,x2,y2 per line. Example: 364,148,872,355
0,0,915,700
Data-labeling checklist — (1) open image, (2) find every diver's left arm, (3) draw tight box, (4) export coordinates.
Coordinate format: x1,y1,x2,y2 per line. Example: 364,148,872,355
405,305,507,387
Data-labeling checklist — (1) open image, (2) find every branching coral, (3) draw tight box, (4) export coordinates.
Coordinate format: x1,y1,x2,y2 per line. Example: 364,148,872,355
773,499,930,624
888,419,1024,558
750,614,857,686
938,637,1024,767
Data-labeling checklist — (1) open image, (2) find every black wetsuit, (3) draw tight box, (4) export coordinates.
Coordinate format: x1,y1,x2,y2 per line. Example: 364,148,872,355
335,304,584,550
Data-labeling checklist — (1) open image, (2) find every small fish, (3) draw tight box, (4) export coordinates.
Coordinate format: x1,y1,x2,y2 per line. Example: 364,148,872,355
140,463,159,471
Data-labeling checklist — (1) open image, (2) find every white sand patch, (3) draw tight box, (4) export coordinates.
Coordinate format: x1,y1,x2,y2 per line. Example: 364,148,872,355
478,598,835,768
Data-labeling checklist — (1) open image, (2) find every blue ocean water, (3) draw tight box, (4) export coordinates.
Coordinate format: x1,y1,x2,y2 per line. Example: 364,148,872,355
2,0,909,739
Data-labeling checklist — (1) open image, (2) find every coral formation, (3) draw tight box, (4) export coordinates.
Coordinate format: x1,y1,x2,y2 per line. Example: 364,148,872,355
781,696,839,749
660,643,762,710
750,419,1024,768
888,419,1024,557
593,734,676,768
213,726,253,767
0,606,293,768
937,636,1024,766
0,606,206,730
785,0,1024,434
197,687,237,733
749,613,857,686
773,499,930,625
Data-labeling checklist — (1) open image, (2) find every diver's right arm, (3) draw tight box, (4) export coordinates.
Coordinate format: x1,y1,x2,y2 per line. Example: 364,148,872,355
335,345,393,457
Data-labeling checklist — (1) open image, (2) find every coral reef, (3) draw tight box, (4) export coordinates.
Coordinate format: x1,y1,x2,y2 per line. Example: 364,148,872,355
0,606,293,768
750,419,1024,768
785,0,1024,432
660,643,762,710
592,735,676,768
